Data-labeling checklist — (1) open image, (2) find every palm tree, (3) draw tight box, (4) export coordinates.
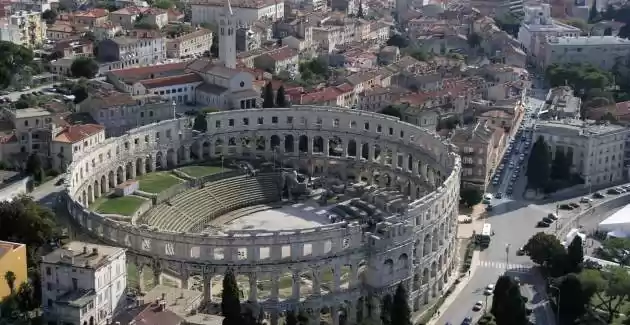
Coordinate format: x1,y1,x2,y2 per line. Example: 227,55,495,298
4,270,16,294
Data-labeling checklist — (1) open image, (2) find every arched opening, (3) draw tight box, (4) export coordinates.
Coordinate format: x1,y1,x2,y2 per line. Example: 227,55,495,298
214,138,223,155
431,261,437,278
347,139,357,157
432,228,439,251
407,154,413,171
399,253,409,269
177,146,185,162
155,151,164,169
255,136,266,151
413,273,420,291
126,161,133,179
284,134,294,152
313,136,324,153
298,135,308,153
93,180,99,198
329,136,343,157
87,185,93,204
373,144,381,161
116,166,124,184
101,175,107,194
136,158,143,176
384,259,394,274
191,141,201,160
270,135,281,150
166,148,176,168
202,141,211,158
361,143,369,160
422,268,429,285
108,170,115,188
228,137,237,146
423,234,431,256
89,316,94,325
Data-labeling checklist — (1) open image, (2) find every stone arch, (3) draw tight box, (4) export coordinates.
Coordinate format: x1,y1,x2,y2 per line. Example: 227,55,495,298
93,179,100,198
166,148,176,168
108,170,115,188
373,144,381,162
298,135,308,153
313,136,324,153
191,141,201,160
125,161,133,180
87,185,93,204
438,254,443,267
100,175,107,194
202,140,211,158
81,190,86,205
270,135,281,150
348,139,357,157
284,134,294,152
156,151,164,169
430,261,437,278
407,154,413,171
228,137,237,146
357,260,367,284
329,136,343,157
413,272,420,291
384,148,393,165
383,258,394,274
423,234,431,256
382,173,391,187
432,228,439,251
255,135,266,150
398,253,409,269
136,158,143,176
439,223,445,245
422,268,429,285
116,166,124,185
361,143,369,160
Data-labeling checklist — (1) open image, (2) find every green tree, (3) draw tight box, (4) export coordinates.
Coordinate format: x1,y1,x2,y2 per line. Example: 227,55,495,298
70,57,99,79
357,0,364,18
386,34,409,48
262,82,274,108
221,269,242,325
567,235,584,273
490,275,528,325
25,153,43,183
4,271,16,294
42,9,57,24
193,112,208,132
524,232,565,266
579,267,630,323
276,85,287,107
380,105,402,118
380,294,392,325
0,41,33,89
553,274,588,324
460,188,482,207
596,237,630,265
390,283,411,325
551,150,570,180
477,314,497,325
154,0,173,8
526,136,551,191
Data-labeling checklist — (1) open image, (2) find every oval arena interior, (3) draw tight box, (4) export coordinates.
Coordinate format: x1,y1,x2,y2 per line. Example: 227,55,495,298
63,106,461,325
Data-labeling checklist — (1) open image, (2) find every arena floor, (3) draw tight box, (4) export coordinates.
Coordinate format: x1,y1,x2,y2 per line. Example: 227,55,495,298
223,201,333,231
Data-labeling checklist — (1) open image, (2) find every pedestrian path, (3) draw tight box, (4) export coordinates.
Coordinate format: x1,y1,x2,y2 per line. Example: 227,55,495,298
477,260,531,273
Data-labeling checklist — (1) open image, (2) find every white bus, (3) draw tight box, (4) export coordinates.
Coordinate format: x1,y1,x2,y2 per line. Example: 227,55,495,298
479,223,492,247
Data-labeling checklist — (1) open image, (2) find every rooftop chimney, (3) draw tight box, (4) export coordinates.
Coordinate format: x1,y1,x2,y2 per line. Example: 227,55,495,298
92,248,98,255
83,246,88,254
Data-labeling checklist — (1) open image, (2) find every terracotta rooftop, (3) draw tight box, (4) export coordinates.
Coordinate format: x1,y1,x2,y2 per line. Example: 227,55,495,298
54,124,104,143
139,73,203,89
74,8,109,18
190,0,279,9
263,46,298,61
109,62,188,79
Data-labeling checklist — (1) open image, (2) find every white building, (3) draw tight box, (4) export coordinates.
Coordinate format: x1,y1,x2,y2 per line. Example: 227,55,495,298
533,119,629,187
191,0,284,28
41,242,127,325
517,4,580,58
538,36,630,70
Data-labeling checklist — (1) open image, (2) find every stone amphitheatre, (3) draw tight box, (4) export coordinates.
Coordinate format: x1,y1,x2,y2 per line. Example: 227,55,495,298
63,106,461,325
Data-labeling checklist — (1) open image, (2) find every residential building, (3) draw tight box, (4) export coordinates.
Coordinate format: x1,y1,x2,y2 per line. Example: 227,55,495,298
0,241,27,300
253,46,299,75
78,93,175,137
0,10,46,48
97,35,166,70
517,4,581,57
110,7,169,30
452,121,506,191
286,84,354,107
166,28,213,59
51,124,105,172
41,242,127,325
191,0,285,27
73,8,110,26
46,22,85,41
330,0,358,15
538,36,630,71
92,22,124,41
4,107,54,162
533,119,629,187
541,86,581,119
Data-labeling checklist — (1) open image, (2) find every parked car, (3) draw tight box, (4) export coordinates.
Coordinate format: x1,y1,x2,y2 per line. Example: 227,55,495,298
559,204,574,210
569,202,580,209
537,220,551,227
517,246,527,256
593,192,605,199
580,197,593,203
542,217,554,224
547,213,558,220
484,284,494,295
473,301,484,311
608,188,622,195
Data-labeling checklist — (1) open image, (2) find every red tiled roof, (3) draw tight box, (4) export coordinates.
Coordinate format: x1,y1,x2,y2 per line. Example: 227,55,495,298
109,62,188,79
139,73,203,89
264,47,298,62
290,86,347,105
0,132,16,144
54,124,104,143
74,8,109,18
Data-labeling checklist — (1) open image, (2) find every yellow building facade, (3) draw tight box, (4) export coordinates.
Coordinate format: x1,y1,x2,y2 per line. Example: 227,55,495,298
0,241,27,300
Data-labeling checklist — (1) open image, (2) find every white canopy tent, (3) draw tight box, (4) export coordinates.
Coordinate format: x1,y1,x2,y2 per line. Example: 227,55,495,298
598,204,630,238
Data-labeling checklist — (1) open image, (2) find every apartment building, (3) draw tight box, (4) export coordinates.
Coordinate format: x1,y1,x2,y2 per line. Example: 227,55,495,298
97,35,167,69
166,28,213,59
0,10,46,47
452,121,506,191
517,4,581,57
253,46,299,75
0,241,27,300
534,119,630,187
191,0,285,27
51,124,105,172
41,242,127,325
538,36,630,70
73,8,110,26
110,6,169,30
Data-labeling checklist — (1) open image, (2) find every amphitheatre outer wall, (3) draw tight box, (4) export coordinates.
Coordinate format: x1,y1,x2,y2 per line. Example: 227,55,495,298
63,106,462,324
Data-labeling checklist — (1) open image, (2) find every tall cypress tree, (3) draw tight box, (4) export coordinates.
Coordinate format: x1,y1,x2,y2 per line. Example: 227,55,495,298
262,82,275,108
526,136,550,191
567,235,584,273
491,276,528,325
285,310,298,325
390,283,411,325
221,269,242,325
380,294,392,325
589,0,599,22
276,85,287,107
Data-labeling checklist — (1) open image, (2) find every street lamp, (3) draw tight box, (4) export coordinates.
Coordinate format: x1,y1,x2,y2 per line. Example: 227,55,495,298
505,243,511,272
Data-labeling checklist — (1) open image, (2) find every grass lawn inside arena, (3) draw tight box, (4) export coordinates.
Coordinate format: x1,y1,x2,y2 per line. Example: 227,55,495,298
91,195,147,216
136,172,183,193
178,165,231,178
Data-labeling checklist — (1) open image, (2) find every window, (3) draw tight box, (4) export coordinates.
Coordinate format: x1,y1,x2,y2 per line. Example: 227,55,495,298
46,267,51,275
257,117,264,124
229,119,235,126
216,120,221,128
272,116,278,124
242,118,248,125
286,116,293,124
364,122,370,130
